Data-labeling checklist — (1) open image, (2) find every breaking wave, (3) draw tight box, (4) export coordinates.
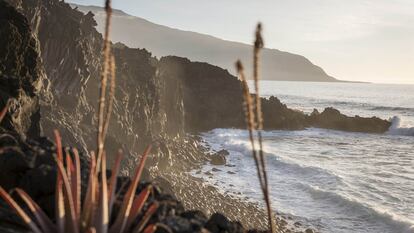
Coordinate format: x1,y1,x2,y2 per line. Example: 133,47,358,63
387,116,414,136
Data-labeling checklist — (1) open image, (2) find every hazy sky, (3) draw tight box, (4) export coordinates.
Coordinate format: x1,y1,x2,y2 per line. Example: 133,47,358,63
68,0,414,84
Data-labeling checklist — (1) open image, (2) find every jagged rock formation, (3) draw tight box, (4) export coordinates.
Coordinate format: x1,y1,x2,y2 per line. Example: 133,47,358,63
4,0,390,160
0,0,391,232
0,0,44,139
158,57,391,133
0,3,261,233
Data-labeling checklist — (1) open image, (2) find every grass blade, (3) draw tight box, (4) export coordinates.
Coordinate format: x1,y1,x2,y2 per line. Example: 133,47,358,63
0,187,43,233
109,145,152,233
15,188,56,233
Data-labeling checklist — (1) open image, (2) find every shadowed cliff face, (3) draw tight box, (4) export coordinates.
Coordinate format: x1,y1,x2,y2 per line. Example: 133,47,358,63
0,0,44,139
158,57,391,134
5,0,180,162
4,0,390,160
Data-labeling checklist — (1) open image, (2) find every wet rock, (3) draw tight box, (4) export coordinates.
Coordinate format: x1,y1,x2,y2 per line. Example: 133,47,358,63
305,229,315,233
210,150,228,165
212,168,221,172
309,107,391,133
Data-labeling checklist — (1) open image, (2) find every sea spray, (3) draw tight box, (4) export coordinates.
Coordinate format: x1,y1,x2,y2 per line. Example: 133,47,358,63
387,116,414,136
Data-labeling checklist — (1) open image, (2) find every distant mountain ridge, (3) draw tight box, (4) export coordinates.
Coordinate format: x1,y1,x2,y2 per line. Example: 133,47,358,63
72,4,337,82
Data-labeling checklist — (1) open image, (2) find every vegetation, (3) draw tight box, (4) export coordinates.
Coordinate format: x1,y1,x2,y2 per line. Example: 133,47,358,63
0,1,158,233
236,24,276,233
0,0,278,232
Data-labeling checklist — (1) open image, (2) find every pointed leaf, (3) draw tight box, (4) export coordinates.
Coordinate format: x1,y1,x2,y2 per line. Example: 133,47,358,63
0,187,43,233
132,202,159,233
143,224,157,233
55,156,80,233
72,148,82,218
125,186,152,231
109,145,152,233
54,130,65,233
0,100,9,124
15,188,56,233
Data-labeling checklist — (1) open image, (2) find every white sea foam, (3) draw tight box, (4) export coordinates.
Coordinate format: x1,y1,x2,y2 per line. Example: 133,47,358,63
197,126,414,233
194,82,414,233
387,116,414,136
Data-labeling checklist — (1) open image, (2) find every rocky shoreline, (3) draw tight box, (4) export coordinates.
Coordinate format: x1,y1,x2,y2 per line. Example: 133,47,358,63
0,0,394,232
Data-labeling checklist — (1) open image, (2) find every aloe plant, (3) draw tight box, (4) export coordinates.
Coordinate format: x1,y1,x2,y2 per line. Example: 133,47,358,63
0,130,158,233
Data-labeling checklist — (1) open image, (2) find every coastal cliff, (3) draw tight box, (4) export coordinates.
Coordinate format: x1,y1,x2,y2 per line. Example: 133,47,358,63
0,0,392,232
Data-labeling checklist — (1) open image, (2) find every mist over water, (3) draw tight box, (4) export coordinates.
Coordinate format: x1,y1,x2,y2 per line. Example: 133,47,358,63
195,81,414,233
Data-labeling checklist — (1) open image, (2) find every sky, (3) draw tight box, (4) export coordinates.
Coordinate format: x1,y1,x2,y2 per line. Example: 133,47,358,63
68,0,414,84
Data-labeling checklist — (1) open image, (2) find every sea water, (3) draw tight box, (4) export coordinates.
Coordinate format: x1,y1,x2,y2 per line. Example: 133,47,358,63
194,81,414,233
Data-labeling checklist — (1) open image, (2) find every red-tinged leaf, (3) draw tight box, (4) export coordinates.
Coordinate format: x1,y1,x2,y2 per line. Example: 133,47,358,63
54,130,63,162
109,145,152,233
66,150,74,185
15,188,56,233
0,187,43,233
81,152,97,231
94,152,109,233
125,186,152,231
72,148,82,217
132,202,159,233
54,130,65,233
108,150,123,216
55,174,65,233
55,156,79,233
143,224,157,233
0,100,9,124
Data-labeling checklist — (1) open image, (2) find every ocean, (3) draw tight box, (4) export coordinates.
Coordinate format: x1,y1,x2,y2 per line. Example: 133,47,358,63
193,81,414,233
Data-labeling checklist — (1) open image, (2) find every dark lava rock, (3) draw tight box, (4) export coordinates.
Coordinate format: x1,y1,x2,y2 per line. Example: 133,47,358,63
309,107,391,133
210,150,229,166
205,213,244,233
0,130,261,233
0,0,44,139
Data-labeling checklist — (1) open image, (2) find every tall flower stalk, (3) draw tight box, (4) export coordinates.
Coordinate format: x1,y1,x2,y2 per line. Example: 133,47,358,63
236,23,276,233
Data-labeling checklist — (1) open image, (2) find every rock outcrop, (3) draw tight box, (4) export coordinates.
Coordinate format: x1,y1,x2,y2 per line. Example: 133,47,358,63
0,0,392,232
0,0,44,139
3,0,391,161
158,57,391,133
309,107,391,134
